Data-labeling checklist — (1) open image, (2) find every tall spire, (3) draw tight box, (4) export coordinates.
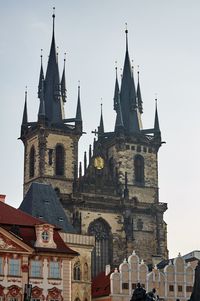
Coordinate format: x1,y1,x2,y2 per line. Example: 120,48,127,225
113,65,120,111
154,98,160,134
38,49,44,99
98,103,104,136
137,70,143,114
61,53,67,103
75,84,82,121
120,26,140,134
44,8,64,124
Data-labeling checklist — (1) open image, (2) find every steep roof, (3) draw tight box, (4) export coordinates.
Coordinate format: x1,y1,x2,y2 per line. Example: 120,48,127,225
0,201,77,256
19,182,75,233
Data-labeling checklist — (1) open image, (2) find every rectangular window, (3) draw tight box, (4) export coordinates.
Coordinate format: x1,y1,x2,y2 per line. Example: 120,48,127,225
122,283,129,289
30,260,42,278
49,262,60,279
9,259,20,276
132,283,137,290
178,285,183,292
186,286,193,292
169,285,174,292
0,257,3,275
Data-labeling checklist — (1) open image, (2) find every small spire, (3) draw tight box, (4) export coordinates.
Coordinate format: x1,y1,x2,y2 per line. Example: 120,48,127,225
113,64,120,111
98,102,104,136
84,151,87,174
38,78,46,121
75,83,82,121
115,98,124,132
61,52,67,102
22,87,28,125
137,69,143,114
89,144,92,163
79,161,82,178
38,49,44,99
154,97,160,134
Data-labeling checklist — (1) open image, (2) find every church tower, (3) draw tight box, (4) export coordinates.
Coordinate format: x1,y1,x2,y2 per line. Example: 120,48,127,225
20,13,82,197
66,29,168,277
20,14,168,278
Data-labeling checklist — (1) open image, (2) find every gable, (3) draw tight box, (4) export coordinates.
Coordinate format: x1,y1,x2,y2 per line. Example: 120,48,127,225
0,227,33,253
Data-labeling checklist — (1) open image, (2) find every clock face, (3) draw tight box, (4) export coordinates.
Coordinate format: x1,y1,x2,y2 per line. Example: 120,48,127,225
41,231,49,242
94,156,104,170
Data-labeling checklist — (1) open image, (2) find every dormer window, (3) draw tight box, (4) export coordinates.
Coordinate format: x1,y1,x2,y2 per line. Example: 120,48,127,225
41,231,49,242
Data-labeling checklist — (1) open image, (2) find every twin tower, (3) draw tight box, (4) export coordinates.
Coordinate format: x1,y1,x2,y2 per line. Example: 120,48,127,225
20,14,168,277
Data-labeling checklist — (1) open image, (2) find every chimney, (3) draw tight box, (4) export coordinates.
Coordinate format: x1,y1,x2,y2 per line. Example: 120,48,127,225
105,264,111,276
0,195,6,203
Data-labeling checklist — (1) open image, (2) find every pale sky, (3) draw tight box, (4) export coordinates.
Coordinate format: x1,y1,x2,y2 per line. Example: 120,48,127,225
0,0,200,259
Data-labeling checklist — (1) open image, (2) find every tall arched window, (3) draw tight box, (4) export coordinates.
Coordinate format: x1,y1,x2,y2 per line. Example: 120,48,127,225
55,145,64,176
29,146,35,178
134,155,144,184
83,263,89,281
88,218,112,277
73,261,81,280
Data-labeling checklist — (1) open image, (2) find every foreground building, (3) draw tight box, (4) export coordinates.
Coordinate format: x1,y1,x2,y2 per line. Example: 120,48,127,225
20,12,168,277
0,196,78,301
92,251,194,301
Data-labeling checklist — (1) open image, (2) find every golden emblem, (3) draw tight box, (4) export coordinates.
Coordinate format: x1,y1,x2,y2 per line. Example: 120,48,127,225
94,156,104,170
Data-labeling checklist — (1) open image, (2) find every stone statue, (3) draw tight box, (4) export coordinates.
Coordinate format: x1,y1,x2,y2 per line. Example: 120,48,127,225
189,261,200,301
130,283,146,301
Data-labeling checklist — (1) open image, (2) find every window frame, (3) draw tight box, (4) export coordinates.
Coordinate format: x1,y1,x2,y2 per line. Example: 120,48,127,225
8,258,20,276
30,260,42,278
49,261,61,279
55,145,65,176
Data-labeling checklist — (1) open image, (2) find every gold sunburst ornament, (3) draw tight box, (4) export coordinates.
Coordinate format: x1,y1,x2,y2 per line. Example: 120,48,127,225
94,156,104,170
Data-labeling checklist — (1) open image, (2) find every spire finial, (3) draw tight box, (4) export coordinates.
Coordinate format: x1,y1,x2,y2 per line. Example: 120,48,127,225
78,80,80,87
64,52,66,65
40,49,43,64
125,22,128,51
115,61,118,76
52,7,55,34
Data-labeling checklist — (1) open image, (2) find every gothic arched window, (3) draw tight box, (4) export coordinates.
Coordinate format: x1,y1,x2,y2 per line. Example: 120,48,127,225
29,146,35,178
88,218,112,277
55,145,64,176
73,261,81,280
134,155,144,184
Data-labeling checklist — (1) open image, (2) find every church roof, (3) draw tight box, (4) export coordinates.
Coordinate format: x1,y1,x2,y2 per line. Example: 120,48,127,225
19,182,75,233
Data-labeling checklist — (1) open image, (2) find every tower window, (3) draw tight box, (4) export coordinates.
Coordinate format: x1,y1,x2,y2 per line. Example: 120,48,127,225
29,146,35,178
88,218,112,277
134,155,144,184
55,145,65,176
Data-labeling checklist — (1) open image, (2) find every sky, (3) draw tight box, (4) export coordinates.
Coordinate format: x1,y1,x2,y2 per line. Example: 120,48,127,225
0,0,200,259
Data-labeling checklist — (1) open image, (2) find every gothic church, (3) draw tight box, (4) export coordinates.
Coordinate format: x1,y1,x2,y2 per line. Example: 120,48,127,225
20,13,168,277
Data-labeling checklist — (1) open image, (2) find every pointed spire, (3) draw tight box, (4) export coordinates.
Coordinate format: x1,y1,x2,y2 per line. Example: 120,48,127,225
22,88,28,125
76,83,82,121
125,23,128,52
98,103,104,136
120,27,140,134
115,98,124,132
21,88,28,138
38,49,44,99
154,98,160,134
113,64,120,111
89,144,92,163
61,53,67,102
137,70,143,114
44,8,64,124
84,151,87,174
38,78,46,122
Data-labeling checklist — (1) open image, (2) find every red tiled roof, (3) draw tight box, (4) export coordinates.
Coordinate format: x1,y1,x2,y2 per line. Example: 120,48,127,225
92,271,111,298
0,201,42,226
0,201,78,256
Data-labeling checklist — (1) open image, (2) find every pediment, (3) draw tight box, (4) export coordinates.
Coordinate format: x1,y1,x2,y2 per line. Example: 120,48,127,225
0,228,33,253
